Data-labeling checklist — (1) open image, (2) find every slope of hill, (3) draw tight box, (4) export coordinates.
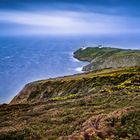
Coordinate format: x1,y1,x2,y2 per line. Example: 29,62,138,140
74,47,140,71
0,66,140,139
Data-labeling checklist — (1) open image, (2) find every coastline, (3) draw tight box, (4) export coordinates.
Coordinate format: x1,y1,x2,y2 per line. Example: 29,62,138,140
72,51,89,73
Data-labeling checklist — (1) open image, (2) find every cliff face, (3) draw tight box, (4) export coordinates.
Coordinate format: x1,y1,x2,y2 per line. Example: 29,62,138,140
74,47,140,71
1,66,140,140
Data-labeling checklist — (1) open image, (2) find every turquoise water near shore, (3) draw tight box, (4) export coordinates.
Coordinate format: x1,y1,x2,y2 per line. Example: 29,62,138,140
0,35,140,103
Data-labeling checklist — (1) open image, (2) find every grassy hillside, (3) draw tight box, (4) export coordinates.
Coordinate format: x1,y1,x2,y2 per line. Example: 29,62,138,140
74,47,140,61
74,47,140,71
0,66,140,140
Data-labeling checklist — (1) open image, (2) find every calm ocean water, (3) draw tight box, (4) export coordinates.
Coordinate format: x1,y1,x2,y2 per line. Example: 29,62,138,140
0,35,140,103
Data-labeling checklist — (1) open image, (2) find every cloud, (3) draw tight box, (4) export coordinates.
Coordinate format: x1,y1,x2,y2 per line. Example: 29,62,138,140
1,10,139,36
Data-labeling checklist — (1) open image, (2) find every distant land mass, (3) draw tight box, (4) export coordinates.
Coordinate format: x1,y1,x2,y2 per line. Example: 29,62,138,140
74,46,140,71
0,47,140,139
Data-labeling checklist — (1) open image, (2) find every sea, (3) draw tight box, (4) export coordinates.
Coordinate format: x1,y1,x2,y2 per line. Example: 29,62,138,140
0,35,140,103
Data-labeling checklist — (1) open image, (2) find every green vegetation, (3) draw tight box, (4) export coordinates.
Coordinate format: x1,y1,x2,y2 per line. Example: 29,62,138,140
74,47,140,71
0,66,140,139
50,93,79,101
74,47,140,61
10,66,140,104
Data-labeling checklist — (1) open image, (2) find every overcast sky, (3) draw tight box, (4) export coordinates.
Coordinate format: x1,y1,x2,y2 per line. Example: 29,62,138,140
0,0,140,36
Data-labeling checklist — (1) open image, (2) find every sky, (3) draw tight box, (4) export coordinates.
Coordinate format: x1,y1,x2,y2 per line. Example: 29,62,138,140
0,0,140,36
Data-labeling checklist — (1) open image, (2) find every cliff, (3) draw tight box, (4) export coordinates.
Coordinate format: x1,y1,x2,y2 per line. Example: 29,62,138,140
0,66,139,139
73,47,140,71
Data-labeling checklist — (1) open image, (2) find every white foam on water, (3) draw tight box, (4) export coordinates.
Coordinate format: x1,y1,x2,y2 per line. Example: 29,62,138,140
75,67,83,72
2,56,13,60
69,52,80,63
72,57,80,62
